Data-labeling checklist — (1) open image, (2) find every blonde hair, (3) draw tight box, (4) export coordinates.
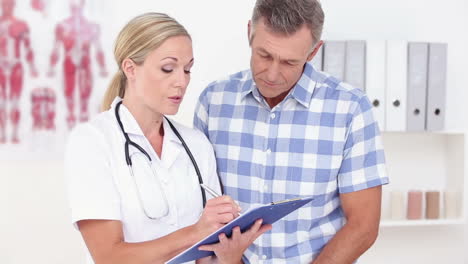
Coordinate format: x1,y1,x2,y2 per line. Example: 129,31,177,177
101,12,190,111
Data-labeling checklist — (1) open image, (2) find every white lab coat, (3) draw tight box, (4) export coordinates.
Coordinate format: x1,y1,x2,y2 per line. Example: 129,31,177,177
65,98,221,264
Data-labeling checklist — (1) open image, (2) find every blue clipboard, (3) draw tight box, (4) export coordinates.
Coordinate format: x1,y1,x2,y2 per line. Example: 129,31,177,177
166,196,314,264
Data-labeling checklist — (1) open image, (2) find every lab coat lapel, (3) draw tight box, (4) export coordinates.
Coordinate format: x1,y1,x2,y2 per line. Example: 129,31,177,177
160,118,184,169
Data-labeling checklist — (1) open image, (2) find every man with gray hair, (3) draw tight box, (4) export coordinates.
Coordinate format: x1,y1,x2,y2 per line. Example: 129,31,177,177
194,0,388,263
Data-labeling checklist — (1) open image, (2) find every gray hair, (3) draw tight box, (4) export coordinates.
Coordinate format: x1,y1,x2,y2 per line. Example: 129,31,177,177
250,0,324,46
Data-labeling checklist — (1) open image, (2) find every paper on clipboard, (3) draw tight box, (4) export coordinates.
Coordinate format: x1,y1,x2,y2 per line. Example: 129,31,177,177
166,196,314,264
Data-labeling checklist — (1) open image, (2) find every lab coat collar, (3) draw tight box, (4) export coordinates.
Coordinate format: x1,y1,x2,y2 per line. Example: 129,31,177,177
111,97,144,136
162,117,184,146
111,97,182,146
160,118,184,168
111,97,184,168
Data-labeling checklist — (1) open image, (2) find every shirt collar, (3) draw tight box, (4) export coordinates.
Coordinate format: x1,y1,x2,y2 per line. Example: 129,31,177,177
111,97,182,146
290,62,318,108
239,70,255,99
240,62,318,108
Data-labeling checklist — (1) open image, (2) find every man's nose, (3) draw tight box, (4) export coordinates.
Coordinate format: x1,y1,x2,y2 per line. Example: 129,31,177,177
265,62,280,83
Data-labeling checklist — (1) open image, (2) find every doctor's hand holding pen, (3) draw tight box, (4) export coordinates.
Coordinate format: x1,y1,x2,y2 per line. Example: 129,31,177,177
193,195,243,238
195,185,272,264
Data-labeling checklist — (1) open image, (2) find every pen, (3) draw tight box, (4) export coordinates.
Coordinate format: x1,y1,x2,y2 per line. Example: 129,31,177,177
200,183,222,198
200,183,242,216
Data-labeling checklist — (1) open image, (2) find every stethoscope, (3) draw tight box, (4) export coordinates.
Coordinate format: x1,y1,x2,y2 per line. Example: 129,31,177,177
115,101,207,219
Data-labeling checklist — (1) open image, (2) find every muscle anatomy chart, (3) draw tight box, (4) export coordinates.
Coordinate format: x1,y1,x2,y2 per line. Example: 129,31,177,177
0,0,38,144
31,87,55,131
31,0,50,17
48,0,107,129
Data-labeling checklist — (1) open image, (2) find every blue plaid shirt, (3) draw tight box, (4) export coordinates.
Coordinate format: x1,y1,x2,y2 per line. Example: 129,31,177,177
194,62,388,263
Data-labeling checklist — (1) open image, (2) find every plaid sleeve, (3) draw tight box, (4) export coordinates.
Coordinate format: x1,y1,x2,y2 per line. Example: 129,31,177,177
193,87,210,137
338,95,389,193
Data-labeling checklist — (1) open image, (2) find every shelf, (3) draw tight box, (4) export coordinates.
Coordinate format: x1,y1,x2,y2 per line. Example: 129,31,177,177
380,131,465,225
380,219,465,227
382,130,465,136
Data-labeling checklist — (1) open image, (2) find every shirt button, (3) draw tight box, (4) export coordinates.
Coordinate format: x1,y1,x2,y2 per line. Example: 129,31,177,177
270,113,276,119
263,185,268,191
266,149,271,155
262,255,267,260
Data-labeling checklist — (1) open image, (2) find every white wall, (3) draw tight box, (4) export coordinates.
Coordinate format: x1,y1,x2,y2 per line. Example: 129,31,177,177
1,161,85,264
2,0,467,263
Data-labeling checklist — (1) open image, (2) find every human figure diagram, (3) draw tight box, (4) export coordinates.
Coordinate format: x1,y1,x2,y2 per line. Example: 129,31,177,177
0,0,38,144
48,0,107,129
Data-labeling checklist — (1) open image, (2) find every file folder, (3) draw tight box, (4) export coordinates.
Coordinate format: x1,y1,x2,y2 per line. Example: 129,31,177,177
311,44,323,71
166,197,314,264
365,40,386,131
386,40,408,131
407,42,429,131
426,43,447,131
323,41,346,80
345,40,366,91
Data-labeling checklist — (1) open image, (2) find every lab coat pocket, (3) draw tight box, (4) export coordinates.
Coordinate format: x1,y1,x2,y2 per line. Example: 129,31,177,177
131,153,169,219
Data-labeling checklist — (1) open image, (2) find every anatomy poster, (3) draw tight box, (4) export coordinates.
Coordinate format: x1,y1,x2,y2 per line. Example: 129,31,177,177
0,0,112,159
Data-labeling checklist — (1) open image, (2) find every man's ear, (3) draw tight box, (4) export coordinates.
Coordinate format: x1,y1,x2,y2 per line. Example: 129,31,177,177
121,58,136,80
307,40,324,61
247,20,252,46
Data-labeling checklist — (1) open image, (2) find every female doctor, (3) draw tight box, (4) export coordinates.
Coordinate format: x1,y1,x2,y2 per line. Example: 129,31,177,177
64,13,270,264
